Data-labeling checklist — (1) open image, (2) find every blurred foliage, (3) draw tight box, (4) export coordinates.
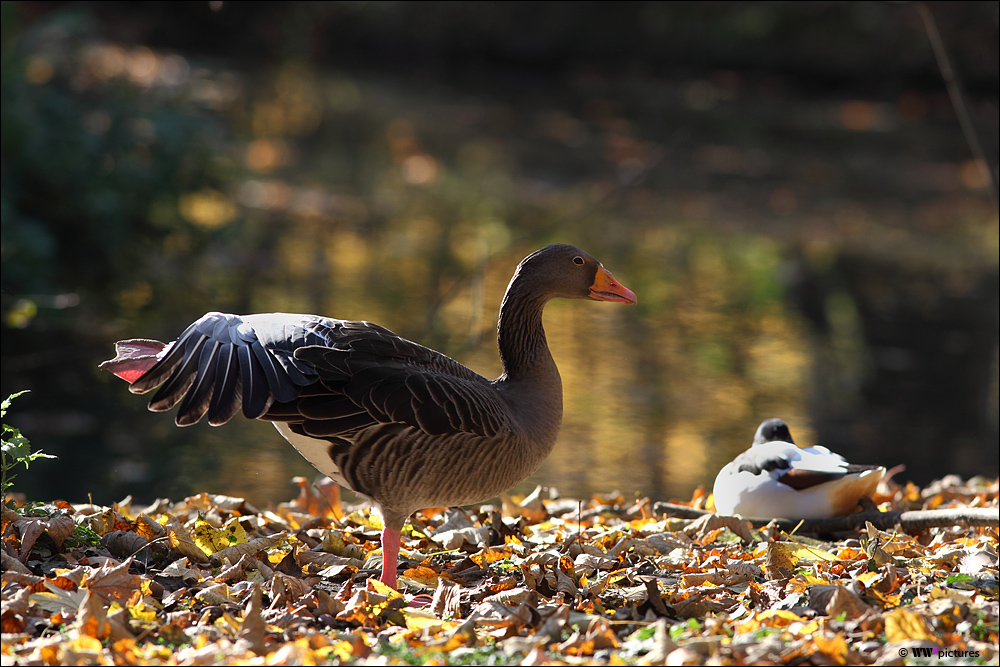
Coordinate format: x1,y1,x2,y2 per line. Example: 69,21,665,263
1,2,997,507
1,8,229,321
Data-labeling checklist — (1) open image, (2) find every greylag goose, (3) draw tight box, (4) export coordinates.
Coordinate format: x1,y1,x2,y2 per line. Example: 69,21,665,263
713,418,885,519
101,244,636,588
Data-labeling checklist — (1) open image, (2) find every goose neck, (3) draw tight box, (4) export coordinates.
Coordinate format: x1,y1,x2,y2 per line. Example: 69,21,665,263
496,281,553,381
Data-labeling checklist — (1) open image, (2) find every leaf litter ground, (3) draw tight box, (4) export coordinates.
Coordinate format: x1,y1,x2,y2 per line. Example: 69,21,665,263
2,475,997,666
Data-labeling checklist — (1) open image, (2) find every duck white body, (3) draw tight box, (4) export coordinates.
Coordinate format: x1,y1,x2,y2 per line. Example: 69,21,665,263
713,419,884,519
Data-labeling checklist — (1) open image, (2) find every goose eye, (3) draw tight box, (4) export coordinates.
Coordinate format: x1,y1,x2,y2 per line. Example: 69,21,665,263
573,256,584,266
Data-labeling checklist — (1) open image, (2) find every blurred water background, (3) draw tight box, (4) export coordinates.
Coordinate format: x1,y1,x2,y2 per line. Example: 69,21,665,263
2,2,997,507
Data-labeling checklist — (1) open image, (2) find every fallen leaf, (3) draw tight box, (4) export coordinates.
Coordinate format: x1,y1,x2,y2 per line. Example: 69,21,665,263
194,515,249,555
884,607,938,644
764,541,797,579
83,557,142,605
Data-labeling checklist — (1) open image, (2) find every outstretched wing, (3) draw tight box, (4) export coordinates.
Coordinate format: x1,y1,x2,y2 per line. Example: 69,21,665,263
123,312,330,425
109,311,510,438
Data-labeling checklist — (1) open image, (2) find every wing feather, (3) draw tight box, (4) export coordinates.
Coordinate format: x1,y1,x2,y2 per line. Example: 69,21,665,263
110,312,508,441
148,334,208,412
175,340,221,426
208,344,242,425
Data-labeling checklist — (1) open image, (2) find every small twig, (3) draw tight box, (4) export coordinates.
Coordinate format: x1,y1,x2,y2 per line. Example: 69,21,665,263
917,2,999,206
313,481,343,521
652,502,999,532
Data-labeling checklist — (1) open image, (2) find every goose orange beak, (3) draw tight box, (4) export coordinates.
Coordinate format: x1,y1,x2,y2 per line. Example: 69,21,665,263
589,266,637,304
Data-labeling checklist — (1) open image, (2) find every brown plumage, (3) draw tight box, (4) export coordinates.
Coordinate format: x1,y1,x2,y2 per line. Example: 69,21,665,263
100,244,636,588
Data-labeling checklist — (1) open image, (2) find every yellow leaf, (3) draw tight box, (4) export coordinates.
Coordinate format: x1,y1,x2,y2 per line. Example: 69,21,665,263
756,609,806,627
320,531,363,558
67,635,104,652
368,578,403,600
214,611,241,636
110,638,138,661
403,611,462,633
399,566,441,588
884,608,938,644
127,600,158,624
213,532,287,564
346,510,383,530
813,633,849,665
786,543,838,561
786,573,828,594
471,547,512,567
167,527,212,563
193,516,248,556
792,620,821,636
855,571,882,587
134,514,165,541
267,544,294,564
323,641,356,662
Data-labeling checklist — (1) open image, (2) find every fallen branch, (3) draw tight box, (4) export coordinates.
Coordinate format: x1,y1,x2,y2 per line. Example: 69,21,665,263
652,503,999,532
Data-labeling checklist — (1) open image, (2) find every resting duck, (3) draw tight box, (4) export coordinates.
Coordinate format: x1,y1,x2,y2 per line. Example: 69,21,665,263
101,244,636,588
712,418,885,519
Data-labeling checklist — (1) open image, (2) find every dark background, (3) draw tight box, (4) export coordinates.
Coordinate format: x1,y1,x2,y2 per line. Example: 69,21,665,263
2,1,997,507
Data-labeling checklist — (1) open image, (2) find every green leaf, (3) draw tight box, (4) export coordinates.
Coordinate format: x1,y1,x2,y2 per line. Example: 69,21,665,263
0,391,30,419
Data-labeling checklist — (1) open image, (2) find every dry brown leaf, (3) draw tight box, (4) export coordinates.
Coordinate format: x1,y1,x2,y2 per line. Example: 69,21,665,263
29,580,88,615
166,525,212,563
83,509,131,536
211,532,287,564
1,586,31,633
296,549,365,571
235,584,267,655
195,582,235,605
824,584,872,620
45,514,75,550
16,518,44,561
680,571,728,587
1,548,32,574
400,565,442,588
2,472,994,666
764,540,797,579
269,571,313,607
134,513,166,541
83,557,142,605
103,529,151,560
74,589,113,640
684,513,754,543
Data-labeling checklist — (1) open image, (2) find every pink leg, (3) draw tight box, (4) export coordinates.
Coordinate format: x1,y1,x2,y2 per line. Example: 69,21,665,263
379,526,401,589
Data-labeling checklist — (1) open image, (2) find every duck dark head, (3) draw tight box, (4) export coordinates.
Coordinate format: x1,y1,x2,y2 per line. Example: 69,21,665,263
753,418,794,446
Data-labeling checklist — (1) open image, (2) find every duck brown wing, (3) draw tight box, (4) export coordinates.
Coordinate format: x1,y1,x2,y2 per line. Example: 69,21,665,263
292,332,511,438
